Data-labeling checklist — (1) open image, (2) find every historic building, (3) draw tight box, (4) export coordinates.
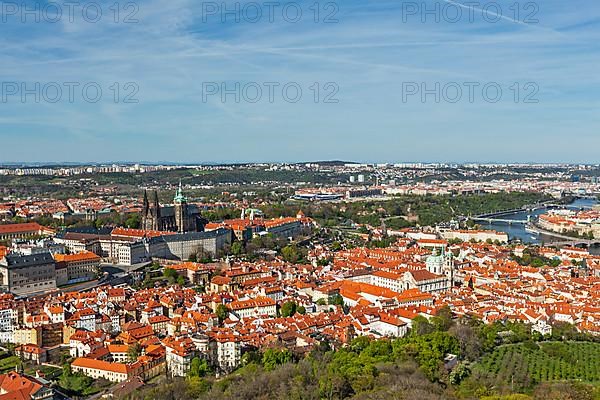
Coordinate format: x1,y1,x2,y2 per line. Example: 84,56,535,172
141,183,204,233
425,248,455,289
53,251,101,285
0,222,54,241
0,251,57,296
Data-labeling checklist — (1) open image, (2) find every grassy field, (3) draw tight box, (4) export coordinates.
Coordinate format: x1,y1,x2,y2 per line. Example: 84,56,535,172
473,341,600,389
25,364,63,380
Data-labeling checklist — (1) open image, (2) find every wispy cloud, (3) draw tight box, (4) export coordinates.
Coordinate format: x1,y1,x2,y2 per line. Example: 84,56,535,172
0,0,599,163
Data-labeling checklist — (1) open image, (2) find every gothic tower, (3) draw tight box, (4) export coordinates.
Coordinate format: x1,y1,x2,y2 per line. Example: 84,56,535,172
142,190,150,229
143,189,149,216
142,189,159,231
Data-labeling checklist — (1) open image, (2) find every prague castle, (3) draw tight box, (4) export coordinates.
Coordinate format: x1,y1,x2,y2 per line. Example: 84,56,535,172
141,183,204,233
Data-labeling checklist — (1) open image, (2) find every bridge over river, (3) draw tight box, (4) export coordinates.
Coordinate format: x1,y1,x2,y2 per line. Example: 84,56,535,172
469,200,579,226
471,217,528,225
465,198,599,246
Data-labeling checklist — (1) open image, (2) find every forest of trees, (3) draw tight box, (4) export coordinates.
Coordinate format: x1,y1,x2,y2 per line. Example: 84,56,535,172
260,192,550,228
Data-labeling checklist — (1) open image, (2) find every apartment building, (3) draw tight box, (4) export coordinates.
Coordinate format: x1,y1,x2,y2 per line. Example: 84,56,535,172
209,333,242,372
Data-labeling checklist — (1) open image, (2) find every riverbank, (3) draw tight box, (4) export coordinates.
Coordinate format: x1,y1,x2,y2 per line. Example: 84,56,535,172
526,221,597,243
477,198,599,245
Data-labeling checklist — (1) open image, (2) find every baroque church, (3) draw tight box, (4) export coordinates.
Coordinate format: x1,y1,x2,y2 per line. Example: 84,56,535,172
425,248,456,289
141,183,205,233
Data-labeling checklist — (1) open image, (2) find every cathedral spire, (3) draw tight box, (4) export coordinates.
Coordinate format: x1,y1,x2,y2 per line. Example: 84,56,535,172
153,191,161,218
143,190,149,215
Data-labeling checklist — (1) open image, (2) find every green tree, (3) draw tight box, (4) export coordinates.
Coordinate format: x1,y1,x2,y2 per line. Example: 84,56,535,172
331,241,342,251
241,350,262,366
141,273,154,289
149,261,161,271
531,258,545,268
124,213,140,228
317,257,333,266
188,357,211,378
449,361,471,385
163,268,178,283
231,241,244,256
185,377,211,397
411,315,435,336
328,294,344,306
549,258,562,267
127,342,142,361
281,245,300,263
216,304,229,323
432,305,453,332
280,301,297,318
62,363,72,377
262,348,292,371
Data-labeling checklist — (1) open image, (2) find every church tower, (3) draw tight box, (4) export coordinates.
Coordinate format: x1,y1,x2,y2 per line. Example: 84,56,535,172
143,189,149,216
174,181,188,233
142,190,150,229
142,189,160,231
443,250,455,289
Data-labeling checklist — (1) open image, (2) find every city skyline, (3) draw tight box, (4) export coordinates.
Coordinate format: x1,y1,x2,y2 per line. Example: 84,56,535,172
2,160,600,167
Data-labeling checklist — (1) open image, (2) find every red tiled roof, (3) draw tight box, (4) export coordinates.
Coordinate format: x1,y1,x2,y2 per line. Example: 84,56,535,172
0,372,44,399
72,358,131,374
54,251,100,263
0,223,52,235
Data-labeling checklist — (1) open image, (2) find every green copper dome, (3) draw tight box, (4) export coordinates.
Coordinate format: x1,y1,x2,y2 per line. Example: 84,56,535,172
174,181,187,203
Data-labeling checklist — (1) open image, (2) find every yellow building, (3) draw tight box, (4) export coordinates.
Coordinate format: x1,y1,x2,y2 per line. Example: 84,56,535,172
13,327,41,346
63,324,77,345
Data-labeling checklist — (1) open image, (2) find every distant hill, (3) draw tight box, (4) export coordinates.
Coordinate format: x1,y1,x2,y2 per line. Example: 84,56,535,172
296,160,359,166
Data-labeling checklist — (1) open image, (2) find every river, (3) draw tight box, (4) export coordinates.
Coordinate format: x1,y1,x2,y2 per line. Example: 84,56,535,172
477,198,599,251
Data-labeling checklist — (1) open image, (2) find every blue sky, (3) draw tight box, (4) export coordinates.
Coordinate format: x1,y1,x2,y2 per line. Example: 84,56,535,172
0,0,599,163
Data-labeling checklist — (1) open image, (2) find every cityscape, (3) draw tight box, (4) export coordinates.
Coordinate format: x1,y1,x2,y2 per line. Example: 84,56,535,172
0,163,599,399
2,0,600,399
